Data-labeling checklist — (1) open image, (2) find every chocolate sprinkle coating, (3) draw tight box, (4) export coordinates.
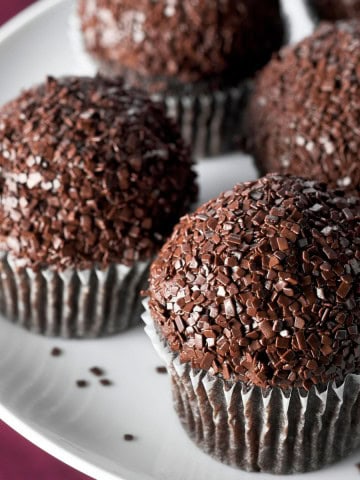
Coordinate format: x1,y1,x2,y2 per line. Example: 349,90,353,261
0,76,197,270
307,0,360,21
148,174,360,390
246,21,360,195
78,0,285,91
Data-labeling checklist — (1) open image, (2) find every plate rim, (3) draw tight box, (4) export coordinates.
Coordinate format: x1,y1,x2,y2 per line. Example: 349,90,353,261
0,400,122,480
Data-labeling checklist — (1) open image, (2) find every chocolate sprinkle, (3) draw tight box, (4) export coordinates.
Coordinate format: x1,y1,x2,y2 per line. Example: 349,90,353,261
307,0,360,21
246,21,360,195
148,174,360,390
99,379,112,386
156,366,168,374
0,75,197,270
123,434,135,441
90,367,104,377
76,380,89,388
50,347,62,357
78,0,285,91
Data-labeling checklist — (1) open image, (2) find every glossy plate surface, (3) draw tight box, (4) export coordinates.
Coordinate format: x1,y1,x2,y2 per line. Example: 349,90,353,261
0,1,358,479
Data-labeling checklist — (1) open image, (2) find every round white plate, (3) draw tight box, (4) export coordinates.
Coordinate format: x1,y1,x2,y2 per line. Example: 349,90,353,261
0,1,358,479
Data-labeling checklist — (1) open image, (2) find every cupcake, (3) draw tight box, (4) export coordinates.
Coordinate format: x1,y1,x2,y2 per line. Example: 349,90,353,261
143,174,360,474
307,0,360,21
245,21,360,195
76,0,285,157
0,75,197,338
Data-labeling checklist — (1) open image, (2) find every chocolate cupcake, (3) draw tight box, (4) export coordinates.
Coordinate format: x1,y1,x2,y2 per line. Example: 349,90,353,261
0,75,197,338
246,21,360,195
76,0,285,157
307,0,360,21
143,174,360,474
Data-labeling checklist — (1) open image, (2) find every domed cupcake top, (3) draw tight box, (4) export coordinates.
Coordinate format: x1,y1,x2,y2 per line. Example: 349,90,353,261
246,21,360,195
149,174,360,390
78,0,285,89
0,76,197,270
307,0,360,20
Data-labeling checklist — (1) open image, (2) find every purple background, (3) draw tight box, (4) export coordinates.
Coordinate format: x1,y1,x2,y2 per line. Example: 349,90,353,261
0,2,91,479
0,0,35,25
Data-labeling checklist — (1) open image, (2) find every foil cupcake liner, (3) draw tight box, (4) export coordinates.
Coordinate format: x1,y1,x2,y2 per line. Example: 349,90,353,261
142,302,360,474
151,85,248,159
68,9,248,158
0,253,149,338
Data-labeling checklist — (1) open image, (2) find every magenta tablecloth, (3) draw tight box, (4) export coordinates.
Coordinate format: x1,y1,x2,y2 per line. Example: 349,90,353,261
0,0,36,25
0,423,92,479
0,2,92,479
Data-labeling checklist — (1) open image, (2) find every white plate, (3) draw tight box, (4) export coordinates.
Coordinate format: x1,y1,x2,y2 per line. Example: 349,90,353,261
0,1,358,479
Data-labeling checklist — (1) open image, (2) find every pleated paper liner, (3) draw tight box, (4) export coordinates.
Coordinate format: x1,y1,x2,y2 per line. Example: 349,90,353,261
68,9,248,158
142,301,360,474
151,85,248,159
0,253,149,338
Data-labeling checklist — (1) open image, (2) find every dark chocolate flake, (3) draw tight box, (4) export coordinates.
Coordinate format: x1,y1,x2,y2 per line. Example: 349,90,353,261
51,347,63,357
156,366,168,374
337,281,352,299
76,380,89,388
90,367,104,377
100,379,113,386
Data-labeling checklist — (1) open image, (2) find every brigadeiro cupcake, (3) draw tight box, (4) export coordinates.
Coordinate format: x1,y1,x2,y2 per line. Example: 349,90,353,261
76,0,285,157
143,174,360,474
245,21,360,195
0,75,197,338
307,0,360,21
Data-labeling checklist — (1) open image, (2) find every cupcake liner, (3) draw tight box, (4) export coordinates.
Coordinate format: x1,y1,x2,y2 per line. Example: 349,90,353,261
151,85,248,159
142,301,360,474
0,253,149,338
68,9,248,158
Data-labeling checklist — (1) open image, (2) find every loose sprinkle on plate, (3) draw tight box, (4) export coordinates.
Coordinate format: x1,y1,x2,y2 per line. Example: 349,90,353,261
100,379,112,386
51,347,63,357
156,366,167,374
90,367,105,377
76,380,89,388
